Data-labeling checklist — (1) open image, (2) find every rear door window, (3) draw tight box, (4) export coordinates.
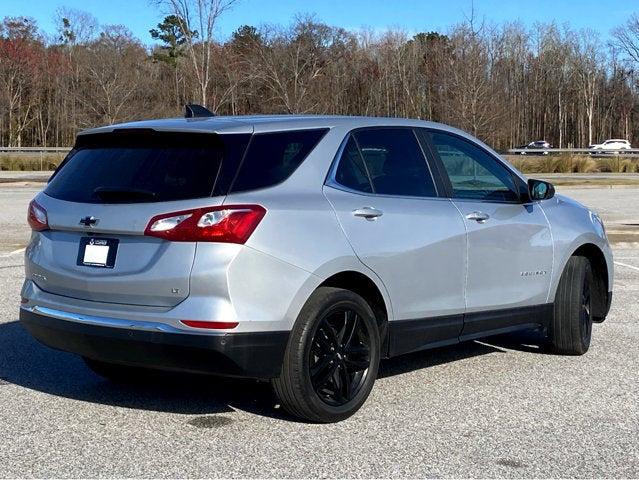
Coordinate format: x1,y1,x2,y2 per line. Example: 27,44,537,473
45,131,250,203
334,136,374,193
350,128,437,197
229,129,328,193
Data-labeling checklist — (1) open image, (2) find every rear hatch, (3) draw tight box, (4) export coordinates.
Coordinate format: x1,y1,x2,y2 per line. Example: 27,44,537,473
28,129,250,307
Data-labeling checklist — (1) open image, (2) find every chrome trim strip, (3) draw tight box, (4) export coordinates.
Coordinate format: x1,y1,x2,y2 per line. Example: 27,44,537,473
21,305,221,335
323,183,453,203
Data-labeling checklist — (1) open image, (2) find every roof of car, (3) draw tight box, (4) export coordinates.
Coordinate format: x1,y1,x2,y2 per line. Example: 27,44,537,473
76,113,528,182
605,139,629,142
78,114,455,136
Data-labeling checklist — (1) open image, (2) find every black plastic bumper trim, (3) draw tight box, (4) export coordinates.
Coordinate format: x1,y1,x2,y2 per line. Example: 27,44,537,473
20,308,289,379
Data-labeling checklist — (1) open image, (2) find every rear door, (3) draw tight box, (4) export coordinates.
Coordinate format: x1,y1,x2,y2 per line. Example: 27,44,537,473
27,130,250,307
424,129,553,337
324,128,467,354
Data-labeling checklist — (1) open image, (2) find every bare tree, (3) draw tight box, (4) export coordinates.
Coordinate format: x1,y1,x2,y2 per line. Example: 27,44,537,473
249,20,333,113
76,26,146,125
613,14,639,65
0,17,41,146
55,7,98,45
154,0,238,108
573,31,602,146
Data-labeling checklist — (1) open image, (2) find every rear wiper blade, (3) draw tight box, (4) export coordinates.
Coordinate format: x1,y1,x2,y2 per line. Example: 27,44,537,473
93,186,156,202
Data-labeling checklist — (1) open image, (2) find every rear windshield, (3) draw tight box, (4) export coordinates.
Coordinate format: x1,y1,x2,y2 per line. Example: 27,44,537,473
46,128,327,203
46,131,250,203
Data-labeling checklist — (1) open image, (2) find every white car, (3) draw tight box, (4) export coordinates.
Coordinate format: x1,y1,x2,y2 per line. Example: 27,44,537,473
589,139,631,152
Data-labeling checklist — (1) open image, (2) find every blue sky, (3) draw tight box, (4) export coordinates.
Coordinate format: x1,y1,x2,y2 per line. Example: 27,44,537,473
2,0,636,43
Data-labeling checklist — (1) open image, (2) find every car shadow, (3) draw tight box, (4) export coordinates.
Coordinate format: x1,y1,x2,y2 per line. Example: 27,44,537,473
0,320,279,418
479,329,549,354
0,320,546,421
378,340,504,379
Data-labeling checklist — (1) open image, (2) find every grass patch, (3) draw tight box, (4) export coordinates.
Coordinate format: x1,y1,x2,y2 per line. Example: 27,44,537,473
0,153,67,171
504,154,639,174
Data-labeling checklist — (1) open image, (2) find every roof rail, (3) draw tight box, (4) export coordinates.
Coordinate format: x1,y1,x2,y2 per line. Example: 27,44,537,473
185,104,215,118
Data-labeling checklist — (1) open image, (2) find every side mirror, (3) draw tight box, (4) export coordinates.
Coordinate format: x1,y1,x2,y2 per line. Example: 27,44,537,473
528,179,555,201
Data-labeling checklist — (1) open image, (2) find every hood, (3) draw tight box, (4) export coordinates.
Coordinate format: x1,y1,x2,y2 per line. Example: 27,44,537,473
555,193,588,211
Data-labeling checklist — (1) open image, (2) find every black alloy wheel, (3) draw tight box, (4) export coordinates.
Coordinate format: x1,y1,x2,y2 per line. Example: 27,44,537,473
272,286,381,423
309,307,372,406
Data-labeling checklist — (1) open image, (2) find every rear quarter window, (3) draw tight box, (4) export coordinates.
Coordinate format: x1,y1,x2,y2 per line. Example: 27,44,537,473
229,129,328,193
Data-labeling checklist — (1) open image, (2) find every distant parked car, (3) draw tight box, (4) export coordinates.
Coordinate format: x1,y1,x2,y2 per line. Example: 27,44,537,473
589,139,631,153
519,140,552,155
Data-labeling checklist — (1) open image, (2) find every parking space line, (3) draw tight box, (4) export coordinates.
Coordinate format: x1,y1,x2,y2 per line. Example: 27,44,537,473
0,248,25,258
614,261,639,272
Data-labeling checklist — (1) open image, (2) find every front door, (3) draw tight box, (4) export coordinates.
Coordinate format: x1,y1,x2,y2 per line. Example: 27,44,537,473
425,130,553,338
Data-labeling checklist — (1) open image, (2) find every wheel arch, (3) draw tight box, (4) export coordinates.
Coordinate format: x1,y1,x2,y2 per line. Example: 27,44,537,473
318,271,391,357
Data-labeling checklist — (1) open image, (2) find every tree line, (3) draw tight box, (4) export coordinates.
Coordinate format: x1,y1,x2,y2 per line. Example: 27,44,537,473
1,4,639,151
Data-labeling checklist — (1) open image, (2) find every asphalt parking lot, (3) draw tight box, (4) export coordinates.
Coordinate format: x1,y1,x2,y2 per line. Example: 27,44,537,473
0,184,637,478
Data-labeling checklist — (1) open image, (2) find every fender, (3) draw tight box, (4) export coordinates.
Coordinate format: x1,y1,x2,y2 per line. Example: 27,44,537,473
282,255,395,332
541,195,613,304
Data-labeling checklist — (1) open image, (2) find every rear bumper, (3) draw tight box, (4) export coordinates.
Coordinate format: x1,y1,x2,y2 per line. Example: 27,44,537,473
20,307,289,379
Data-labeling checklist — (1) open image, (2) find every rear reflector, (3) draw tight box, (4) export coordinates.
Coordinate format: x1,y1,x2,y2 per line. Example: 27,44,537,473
180,320,239,330
145,205,266,243
28,199,49,231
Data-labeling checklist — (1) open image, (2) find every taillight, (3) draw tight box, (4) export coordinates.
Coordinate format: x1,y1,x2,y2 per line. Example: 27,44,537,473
144,205,266,243
28,200,49,231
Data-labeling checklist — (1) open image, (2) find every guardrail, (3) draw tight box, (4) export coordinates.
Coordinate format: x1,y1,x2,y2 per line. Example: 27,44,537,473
507,148,639,157
0,147,71,153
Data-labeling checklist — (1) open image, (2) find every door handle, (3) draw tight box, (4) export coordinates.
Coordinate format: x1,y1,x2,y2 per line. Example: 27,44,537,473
466,211,490,223
352,207,383,220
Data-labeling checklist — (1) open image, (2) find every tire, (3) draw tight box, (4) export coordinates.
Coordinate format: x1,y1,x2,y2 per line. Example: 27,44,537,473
272,287,381,423
548,256,594,355
83,357,152,383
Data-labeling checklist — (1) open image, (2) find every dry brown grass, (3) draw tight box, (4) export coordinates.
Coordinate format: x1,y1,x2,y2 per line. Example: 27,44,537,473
504,154,639,174
597,157,639,173
0,154,66,171
2,152,638,174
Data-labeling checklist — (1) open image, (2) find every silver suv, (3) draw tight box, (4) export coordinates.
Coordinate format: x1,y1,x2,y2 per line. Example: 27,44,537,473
20,110,613,423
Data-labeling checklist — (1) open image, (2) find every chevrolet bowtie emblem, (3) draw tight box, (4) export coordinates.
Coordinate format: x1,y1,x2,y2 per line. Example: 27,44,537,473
79,216,99,227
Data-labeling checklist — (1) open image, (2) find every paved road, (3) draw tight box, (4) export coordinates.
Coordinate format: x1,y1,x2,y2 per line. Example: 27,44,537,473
0,186,637,477
0,187,37,253
558,187,639,225
0,171,52,183
541,173,639,180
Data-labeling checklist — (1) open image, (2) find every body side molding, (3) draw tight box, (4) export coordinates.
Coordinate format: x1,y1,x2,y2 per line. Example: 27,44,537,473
388,303,553,357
